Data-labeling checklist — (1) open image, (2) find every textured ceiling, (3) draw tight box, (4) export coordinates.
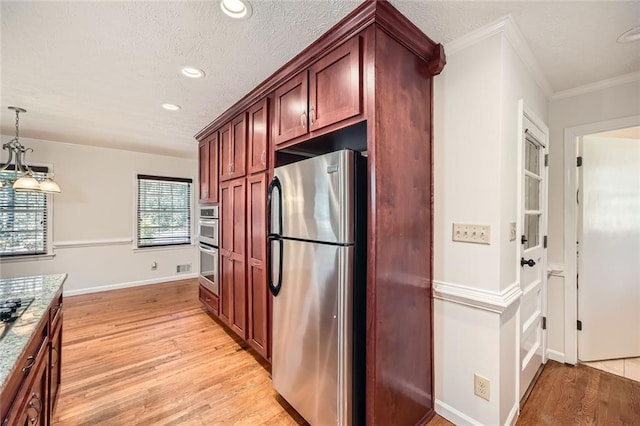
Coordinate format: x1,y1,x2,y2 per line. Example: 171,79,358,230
1,1,639,158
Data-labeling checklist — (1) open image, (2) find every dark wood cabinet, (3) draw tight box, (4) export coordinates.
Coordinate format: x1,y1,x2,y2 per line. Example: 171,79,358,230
273,36,361,146
198,284,219,316
49,289,63,425
273,72,308,145
220,114,247,182
247,99,269,174
198,134,219,204
196,2,445,423
219,177,247,339
309,36,361,132
1,288,64,426
246,173,269,359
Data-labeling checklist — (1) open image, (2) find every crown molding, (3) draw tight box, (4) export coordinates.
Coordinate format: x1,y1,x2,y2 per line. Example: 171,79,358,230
551,70,640,101
444,15,553,99
433,280,522,314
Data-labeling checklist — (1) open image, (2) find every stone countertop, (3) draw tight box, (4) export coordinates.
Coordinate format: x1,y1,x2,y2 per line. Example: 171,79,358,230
0,273,66,392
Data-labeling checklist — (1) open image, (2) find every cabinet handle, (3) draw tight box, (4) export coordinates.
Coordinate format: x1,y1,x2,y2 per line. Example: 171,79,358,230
51,346,59,367
27,393,42,425
310,107,315,126
261,151,266,166
22,355,36,373
301,111,306,128
231,163,235,172
227,164,232,173
206,297,211,302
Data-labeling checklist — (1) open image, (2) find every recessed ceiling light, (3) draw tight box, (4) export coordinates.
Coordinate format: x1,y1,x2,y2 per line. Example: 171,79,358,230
162,103,181,111
181,67,206,79
220,0,252,20
617,25,640,43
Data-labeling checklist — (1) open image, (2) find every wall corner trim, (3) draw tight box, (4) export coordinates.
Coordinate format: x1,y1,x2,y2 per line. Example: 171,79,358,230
444,14,553,99
506,402,519,426
433,280,522,313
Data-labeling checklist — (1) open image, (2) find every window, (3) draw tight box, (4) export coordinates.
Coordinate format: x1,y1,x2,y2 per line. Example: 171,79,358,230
0,166,49,257
137,175,192,248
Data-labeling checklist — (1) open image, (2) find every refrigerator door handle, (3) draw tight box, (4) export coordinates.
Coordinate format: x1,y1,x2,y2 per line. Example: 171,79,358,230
267,176,283,296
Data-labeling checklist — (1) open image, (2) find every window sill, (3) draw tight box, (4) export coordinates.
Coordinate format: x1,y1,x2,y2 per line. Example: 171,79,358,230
132,243,196,253
0,254,56,263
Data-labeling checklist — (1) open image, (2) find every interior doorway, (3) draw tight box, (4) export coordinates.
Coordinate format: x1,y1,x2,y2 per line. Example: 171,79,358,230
563,115,640,366
577,125,640,381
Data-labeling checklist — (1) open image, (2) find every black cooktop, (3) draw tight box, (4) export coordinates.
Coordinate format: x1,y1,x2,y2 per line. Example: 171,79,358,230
0,297,34,341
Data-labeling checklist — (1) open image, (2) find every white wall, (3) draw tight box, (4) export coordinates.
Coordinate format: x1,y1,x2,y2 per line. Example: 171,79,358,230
433,18,549,425
545,79,640,359
0,136,198,295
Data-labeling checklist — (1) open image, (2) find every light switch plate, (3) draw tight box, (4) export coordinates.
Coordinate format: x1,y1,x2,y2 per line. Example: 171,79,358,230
452,223,490,244
510,222,517,241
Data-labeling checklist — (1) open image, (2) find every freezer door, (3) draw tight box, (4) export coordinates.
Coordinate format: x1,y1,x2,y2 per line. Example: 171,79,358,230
274,150,355,244
272,239,353,426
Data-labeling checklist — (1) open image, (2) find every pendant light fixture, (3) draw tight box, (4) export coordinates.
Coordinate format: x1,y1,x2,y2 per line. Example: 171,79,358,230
0,107,61,194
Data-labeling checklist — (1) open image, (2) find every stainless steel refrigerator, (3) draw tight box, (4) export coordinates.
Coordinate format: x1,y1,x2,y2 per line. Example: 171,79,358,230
268,149,365,426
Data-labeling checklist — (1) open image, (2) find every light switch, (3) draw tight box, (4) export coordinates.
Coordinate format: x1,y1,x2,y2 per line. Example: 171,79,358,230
452,223,490,244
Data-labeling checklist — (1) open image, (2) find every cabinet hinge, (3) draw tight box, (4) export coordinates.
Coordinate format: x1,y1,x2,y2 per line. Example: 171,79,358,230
577,320,582,331
542,316,547,330
577,156,583,167
544,154,549,167
543,235,547,248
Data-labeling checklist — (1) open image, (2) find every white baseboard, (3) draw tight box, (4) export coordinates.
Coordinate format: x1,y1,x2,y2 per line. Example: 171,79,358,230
64,273,198,296
506,402,519,426
546,348,565,363
435,399,481,426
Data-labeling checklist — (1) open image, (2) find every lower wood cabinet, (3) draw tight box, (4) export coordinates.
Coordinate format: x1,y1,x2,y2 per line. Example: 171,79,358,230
246,173,269,359
200,173,270,361
198,284,219,316
1,288,63,426
219,177,247,340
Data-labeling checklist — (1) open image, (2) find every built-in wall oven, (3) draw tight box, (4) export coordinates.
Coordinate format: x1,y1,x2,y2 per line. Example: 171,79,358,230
199,206,218,296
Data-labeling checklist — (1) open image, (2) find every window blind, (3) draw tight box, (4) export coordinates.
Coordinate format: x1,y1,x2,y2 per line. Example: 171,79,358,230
137,174,192,248
0,166,49,257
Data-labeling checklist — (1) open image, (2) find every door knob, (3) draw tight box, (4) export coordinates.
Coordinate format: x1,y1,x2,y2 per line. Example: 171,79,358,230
521,258,536,267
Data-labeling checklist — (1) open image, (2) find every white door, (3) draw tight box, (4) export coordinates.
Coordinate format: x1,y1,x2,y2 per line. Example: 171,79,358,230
578,133,640,361
519,115,548,400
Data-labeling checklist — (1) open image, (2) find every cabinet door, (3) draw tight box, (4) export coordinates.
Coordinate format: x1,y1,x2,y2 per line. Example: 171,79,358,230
219,123,233,182
7,346,48,426
220,178,247,338
219,181,234,326
198,140,210,201
49,316,62,419
207,133,219,203
309,36,361,132
230,113,247,179
230,178,247,338
273,72,309,145
247,173,269,359
247,99,269,174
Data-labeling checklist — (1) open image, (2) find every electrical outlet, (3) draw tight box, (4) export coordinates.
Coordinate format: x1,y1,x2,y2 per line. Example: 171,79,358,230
151,261,157,270
510,222,517,241
452,223,490,244
474,374,490,401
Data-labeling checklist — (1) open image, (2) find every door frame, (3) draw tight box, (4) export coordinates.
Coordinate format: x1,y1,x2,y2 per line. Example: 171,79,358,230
563,114,640,365
516,100,549,401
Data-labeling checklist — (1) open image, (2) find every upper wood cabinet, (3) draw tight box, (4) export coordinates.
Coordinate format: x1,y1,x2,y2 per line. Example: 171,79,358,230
198,133,219,204
247,99,269,174
220,113,247,182
274,36,362,146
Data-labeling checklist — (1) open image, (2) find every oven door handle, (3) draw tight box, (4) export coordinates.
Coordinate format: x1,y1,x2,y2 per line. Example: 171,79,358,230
199,219,218,226
199,245,218,255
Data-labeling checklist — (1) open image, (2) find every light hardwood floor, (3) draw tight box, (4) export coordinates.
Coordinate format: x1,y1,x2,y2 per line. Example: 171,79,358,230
52,278,305,425
54,279,640,425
